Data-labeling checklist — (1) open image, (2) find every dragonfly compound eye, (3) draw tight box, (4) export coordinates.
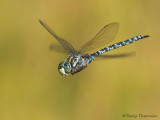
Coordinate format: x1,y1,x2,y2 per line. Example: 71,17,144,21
58,61,71,76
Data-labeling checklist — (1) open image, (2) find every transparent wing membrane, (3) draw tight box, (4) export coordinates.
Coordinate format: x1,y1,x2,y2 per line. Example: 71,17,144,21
78,22,119,54
39,19,77,53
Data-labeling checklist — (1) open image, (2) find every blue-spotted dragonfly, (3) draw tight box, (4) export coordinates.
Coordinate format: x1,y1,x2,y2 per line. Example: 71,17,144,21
39,19,149,76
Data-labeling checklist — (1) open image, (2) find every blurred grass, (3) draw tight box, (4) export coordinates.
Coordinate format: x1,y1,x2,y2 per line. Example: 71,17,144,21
0,0,160,120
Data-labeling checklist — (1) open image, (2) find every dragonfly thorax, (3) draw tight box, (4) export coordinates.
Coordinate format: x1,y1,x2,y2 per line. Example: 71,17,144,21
58,61,72,76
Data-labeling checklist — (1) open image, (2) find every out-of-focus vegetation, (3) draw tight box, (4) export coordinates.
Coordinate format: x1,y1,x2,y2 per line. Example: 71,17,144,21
0,0,159,120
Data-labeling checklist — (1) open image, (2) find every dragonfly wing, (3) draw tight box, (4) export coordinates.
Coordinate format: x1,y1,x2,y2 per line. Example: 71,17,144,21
96,52,136,59
39,19,77,54
78,22,119,54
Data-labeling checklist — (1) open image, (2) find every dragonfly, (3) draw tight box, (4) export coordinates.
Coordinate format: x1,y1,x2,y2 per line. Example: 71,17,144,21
39,19,149,76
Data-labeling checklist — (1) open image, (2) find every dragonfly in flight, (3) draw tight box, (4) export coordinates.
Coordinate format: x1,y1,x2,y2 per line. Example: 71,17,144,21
39,19,149,76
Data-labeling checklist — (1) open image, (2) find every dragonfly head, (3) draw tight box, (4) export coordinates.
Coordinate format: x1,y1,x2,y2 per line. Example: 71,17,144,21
58,61,72,76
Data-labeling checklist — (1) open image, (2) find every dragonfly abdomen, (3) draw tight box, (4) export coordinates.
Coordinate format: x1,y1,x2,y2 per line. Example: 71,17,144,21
92,35,149,56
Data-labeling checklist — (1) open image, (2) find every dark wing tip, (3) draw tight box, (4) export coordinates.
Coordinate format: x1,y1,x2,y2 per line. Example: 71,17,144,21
39,19,44,25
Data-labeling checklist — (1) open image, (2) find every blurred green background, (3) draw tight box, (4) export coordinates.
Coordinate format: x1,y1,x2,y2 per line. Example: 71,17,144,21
0,0,160,120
